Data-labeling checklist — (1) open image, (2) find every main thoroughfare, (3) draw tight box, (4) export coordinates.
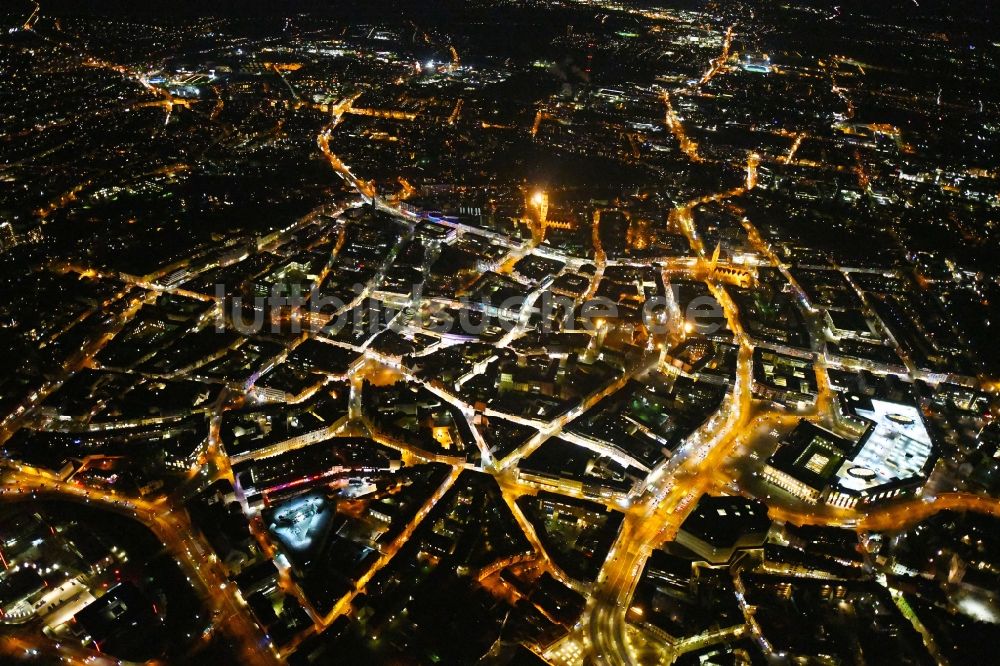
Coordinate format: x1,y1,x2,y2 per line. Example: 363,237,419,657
0,464,281,666
578,296,754,666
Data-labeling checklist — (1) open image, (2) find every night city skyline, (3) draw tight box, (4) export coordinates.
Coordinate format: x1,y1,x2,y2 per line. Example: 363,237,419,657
1,1,999,664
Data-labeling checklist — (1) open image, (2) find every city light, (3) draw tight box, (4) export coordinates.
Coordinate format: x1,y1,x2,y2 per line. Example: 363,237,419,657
1,2,994,665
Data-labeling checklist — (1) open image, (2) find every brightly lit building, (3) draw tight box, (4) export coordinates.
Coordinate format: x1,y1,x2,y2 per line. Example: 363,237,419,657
826,395,937,508
763,394,937,508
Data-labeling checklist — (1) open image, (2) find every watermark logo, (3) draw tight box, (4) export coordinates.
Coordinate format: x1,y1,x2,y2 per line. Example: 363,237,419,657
216,283,724,339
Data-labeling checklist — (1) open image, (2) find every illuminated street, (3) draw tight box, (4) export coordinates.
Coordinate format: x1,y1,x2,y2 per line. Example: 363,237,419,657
2,1,1000,664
